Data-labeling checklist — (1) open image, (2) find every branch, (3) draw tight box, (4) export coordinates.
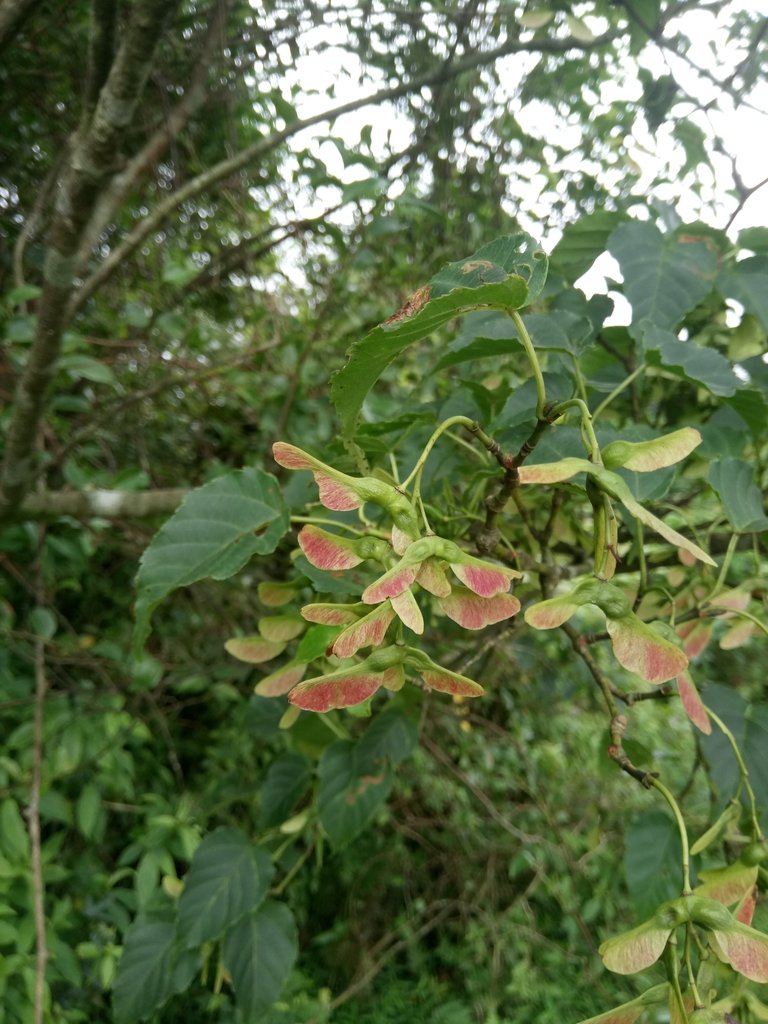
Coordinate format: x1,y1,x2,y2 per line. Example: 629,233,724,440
0,0,37,54
68,26,620,315
20,488,189,520
75,0,233,271
0,0,181,523
27,531,48,1024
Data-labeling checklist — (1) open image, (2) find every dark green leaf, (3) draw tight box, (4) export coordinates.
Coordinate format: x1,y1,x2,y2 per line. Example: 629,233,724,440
133,468,289,652
549,211,627,282
641,323,740,397
222,901,297,1019
719,256,768,332
609,221,717,329
624,811,683,918
738,227,768,254
357,710,419,768
318,739,392,848
258,754,313,829
708,458,768,532
432,314,521,373
177,827,273,948
331,234,546,436
523,311,593,356
113,921,179,1024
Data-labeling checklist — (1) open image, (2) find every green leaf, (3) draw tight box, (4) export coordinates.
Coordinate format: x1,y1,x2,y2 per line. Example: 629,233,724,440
608,221,717,329
7,284,42,305
258,753,313,828
177,827,273,948
123,301,152,328
75,784,105,841
57,352,115,385
222,901,297,1019
295,623,342,662
705,679,768,814
523,310,594,356
708,458,768,532
133,468,289,652
357,710,419,767
641,323,740,397
432,312,521,372
113,921,182,1024
570,985,669,1024
673,120,709,176
318,739,393,848
29,606,56,639
719,256,768,332
738,227,768,253
624,811,683,917
331,234,546,436
0,799,30,862
549,211,627,282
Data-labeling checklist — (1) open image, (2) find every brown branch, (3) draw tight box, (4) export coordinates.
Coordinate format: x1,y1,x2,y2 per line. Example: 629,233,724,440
0,0,37,53
67,25,620,316
0,0,181,523
19,488,189,520
27,531,48,1024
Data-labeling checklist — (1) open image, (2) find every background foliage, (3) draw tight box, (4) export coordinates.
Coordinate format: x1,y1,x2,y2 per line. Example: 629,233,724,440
1,1,767,1022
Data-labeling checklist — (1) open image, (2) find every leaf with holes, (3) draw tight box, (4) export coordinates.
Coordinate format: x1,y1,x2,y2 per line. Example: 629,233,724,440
331,234,547,436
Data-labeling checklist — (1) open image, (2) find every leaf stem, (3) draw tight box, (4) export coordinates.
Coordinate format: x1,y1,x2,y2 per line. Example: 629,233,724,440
401,415,477,490
592,365,646,422
664,936,690,1023
509,310,546,418
550,397,601,462
707,532,738,600
648,776,691,894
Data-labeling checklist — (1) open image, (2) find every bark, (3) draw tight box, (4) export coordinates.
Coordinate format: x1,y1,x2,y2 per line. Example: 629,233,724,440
21,488,189,519
74,0,232,272
0,0,180,523
0,0,37,54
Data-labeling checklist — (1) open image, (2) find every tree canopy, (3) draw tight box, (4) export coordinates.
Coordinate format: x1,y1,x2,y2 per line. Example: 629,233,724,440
1,2,767,1022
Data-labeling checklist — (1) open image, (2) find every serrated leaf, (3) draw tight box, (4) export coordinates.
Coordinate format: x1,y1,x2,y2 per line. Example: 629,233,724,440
176,827,273,948
708,458,768,532
113,921,181,1024
222,901,297,1018
318,740,392,847
331,234,547,436
641,323,740,397
133,468,289,652
608,221,717,329
258,753,313,828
